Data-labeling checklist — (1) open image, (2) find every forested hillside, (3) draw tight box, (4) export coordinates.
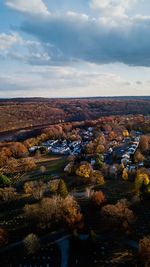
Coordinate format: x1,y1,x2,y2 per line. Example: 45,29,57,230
1,97,150,132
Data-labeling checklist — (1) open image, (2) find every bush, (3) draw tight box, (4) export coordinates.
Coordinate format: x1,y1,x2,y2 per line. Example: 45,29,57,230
24,196,62,229
24,195,83,229
24,181,46,200
101,200,135,232
40,165,46,174
21,158,36,172
0,173,11,187
57,179,68,198
92,170,105,185
139,236,150,265
48,179,59,193
134,172,150,196
91,191,106,207
76,162,93,181
10,142,28,158
24,233,40,255
134,150,145,163
122,168,128,181
94,154,105,169
0,187,17,202
62,195,83,228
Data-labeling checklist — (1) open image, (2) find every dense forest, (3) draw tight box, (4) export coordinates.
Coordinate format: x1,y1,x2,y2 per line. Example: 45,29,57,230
1,97,150,132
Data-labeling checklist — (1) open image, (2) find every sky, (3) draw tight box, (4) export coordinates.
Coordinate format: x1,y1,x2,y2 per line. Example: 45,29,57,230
0,0,150,98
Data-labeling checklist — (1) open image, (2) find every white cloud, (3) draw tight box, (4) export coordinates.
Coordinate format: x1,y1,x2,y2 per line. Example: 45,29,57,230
19,9,150,67
0,0,150,98
90,0,136,18
0,32,22,50
5,0,50,16
0,33,53,65
0,62,149,98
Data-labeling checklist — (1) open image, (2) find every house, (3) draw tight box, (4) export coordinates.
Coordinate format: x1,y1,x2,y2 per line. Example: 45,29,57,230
135,136,140,142
138,162,144,167
131,144,137,149
126,165,136,172
29,146,41,153
122,153,130,159
121,153,130,165
88,127,93,132
91,159,96,165
42,140,58,147
128,148,136,154
108,147,113,154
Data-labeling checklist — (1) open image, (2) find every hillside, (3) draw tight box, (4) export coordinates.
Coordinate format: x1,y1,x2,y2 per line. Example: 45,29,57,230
0,97,150,132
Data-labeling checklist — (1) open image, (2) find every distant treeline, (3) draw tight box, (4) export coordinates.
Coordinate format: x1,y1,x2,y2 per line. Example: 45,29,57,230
0,97,150,132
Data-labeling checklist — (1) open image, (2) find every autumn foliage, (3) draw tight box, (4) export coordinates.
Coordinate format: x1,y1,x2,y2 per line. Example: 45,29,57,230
24,181,46,200
122,168,128,181
24,195,83,229
24,233,40,255
134,171,150,196
91,191,106,207
101,200,135,232
0,187,16,202
139,236,150,265
76,162,93,180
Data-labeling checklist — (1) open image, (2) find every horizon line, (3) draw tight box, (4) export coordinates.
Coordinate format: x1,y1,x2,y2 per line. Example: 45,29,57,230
0,95,150,100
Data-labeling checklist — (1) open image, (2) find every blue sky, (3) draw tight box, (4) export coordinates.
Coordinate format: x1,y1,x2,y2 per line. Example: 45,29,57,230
0,0,150,97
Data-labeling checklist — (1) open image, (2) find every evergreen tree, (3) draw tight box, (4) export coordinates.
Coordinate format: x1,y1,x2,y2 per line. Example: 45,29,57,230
0,173,11,187
57,179,68,198
95,154,104,169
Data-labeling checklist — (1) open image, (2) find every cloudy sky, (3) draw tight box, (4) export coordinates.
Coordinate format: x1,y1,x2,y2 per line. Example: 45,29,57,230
0,0,150,98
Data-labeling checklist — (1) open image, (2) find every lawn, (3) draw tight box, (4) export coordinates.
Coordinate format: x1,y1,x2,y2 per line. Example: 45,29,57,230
37,155,68,174
20,155,68,183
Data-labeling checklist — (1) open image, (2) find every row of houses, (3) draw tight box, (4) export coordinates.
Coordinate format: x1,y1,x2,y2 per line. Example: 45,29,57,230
29,139,83,155
29,127,93,156
121,136,140,166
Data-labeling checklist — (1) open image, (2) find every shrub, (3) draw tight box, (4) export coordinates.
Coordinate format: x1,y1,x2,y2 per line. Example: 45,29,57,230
92,170,105,185
76,162,93,180
40,165,46,174
0,173,11,187
91,191,106,207
122,168,128,181
24,233,40,255
139,236,150,265
24,195,82,229
0,187,16,202
21,158,36,172
10,142,28,158
94,154,105,169
134,150,145,163
48,179,59,193
64,162,74,174
24,181,46,200
57,179,68,198
101,200,135,232
24,181,34,195
24,196,63,228
62,195,83,228
134,172,149,196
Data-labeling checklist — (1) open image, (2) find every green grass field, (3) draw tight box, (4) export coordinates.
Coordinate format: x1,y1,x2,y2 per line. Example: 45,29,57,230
20,155,68,183
37,156,67,174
